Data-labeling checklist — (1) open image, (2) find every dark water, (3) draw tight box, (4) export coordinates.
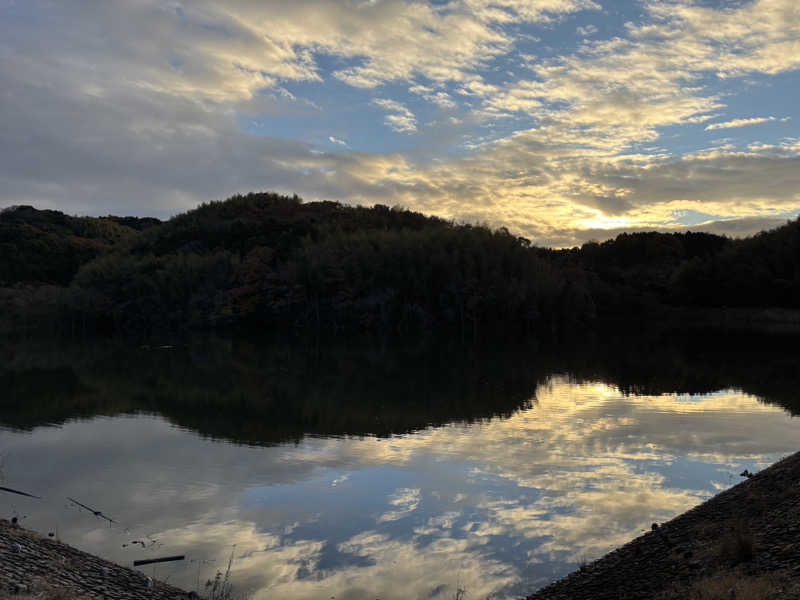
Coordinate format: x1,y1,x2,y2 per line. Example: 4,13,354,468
1,334,799,599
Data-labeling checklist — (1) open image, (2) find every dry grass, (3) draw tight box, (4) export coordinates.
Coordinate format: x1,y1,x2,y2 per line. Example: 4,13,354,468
718,521,755,565
683,573,774,600
742,490,769,518
0,578,93,600
659,571,786,600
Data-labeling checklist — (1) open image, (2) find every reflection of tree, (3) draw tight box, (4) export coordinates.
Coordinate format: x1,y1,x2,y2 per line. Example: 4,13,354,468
556,330,800,414
2,331,799,445
0,336,547,444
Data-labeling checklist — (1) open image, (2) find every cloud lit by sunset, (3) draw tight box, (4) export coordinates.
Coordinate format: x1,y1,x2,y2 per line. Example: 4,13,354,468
2,0,798,246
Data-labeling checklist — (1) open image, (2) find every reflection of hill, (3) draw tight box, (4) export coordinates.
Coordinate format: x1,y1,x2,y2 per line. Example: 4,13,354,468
558,331,800,415
1,332,798,445
0,337,545,444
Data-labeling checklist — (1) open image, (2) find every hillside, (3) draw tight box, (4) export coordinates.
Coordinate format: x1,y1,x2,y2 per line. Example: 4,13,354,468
0,205,159,286
1,192,798,338
43,193,575,336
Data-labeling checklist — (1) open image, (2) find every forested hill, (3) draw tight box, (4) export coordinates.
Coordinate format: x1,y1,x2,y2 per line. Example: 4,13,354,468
1,193,798,337
0,205,161,286
71,193,570,335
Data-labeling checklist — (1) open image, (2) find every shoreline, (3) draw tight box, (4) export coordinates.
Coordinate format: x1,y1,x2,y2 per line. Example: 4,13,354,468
526,450,800,599
0,519,191,599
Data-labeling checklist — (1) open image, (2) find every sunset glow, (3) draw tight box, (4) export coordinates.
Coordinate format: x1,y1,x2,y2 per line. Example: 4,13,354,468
2,0,799,246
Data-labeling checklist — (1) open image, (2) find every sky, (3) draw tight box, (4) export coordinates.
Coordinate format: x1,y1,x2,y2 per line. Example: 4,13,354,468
1,0,799,247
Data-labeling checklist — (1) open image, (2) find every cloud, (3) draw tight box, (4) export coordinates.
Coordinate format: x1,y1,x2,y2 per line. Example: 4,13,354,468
705,117,777,131
1,0,799,244
232,0,597,90
409,85,458,109
0,0,599,113
371,99,418,133
644,0,800,77
370,0,800,244
314,132,800,246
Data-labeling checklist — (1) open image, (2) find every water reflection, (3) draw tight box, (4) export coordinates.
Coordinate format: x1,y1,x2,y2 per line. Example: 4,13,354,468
0,334,799,598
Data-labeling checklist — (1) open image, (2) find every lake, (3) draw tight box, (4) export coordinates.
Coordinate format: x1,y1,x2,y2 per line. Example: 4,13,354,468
1,332,799,599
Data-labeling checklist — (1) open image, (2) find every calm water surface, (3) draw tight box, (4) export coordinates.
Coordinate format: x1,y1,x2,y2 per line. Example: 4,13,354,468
1,335,798,599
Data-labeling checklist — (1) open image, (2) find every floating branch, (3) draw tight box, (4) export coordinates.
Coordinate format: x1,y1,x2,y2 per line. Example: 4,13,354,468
67,497,117,523
0,486,41,499
133,555,185,566
123,538,160,549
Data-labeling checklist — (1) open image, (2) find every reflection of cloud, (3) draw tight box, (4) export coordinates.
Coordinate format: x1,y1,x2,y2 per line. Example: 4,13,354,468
414,511,461,536
481,474,704,561
147,519,520,600
284,380,795,471
377,488,421,523
153,520,326,593
2,378,798,599
331,530,516,600
331,474,350,487
268,379,800,569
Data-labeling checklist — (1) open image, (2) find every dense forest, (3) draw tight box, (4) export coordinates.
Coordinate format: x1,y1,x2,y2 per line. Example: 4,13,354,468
1,193,799,338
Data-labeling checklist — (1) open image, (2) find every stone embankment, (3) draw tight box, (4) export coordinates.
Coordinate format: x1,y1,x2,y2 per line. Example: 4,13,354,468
527,451,800,599
0,519,191,599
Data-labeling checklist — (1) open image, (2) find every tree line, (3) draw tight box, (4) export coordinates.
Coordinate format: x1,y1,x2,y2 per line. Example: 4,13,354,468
1,193,798,338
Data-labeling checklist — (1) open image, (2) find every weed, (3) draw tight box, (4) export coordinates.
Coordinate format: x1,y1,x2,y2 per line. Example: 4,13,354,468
577,554,591,572
718,522,755,564
205,546,244,600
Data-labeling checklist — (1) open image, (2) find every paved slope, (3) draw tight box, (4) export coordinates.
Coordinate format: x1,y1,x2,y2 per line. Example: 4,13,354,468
527,451,800,599
0,519,191,599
